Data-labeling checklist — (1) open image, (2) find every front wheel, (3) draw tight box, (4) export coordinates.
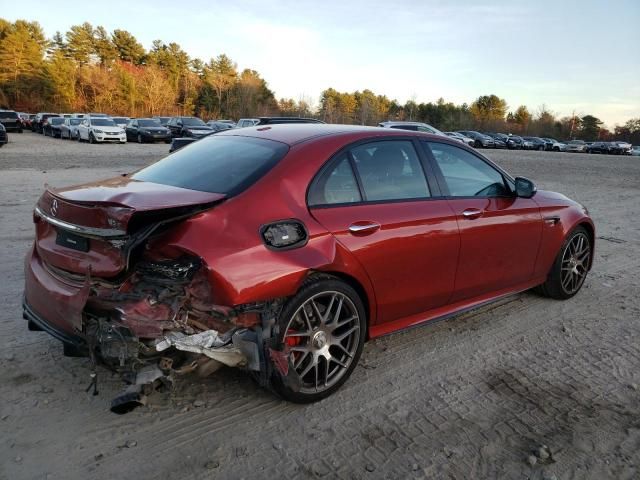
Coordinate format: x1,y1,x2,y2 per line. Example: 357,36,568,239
270,276,366,403
89,132,96,144
537,226,592,299
137,133,143,144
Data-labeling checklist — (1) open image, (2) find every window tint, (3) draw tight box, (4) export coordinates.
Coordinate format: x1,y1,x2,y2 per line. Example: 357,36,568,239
138,119,161,127
91,118,116,127
132,135,289,195
351,141,430,201
308,154,361,206
426,142,510,197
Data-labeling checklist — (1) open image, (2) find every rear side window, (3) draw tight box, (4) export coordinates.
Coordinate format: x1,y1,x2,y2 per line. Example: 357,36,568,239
351,141,430,201
308,140,431,206
133,135,289,195
308,154,362,205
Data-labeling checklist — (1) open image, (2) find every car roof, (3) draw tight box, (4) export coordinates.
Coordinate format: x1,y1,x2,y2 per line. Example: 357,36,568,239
215,123,453,146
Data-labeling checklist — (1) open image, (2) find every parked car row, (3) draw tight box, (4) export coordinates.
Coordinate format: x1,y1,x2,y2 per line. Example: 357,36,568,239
3,109,637,156
0,123,7,147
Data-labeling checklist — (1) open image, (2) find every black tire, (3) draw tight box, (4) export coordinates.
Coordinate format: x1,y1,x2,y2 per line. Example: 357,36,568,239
474,140,482,148
89,132,96,144
270,275,366,403
536,226,591,300
137,133,143,144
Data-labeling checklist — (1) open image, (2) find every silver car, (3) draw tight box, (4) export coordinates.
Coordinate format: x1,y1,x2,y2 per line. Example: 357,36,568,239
565,140,588,153
378,121,447,138
236,118,260,128
60,117,83,139
445,131,475,146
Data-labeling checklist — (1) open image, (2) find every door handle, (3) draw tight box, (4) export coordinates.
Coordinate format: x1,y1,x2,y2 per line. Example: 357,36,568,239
348,222,381,234
462,208,484,219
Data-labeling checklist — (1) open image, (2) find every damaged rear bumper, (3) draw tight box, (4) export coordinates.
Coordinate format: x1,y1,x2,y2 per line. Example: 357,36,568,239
22,298,88,356
23,245,281,412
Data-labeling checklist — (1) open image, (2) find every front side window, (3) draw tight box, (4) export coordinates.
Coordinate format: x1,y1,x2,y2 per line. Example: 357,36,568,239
351,140,430,201
426,142,511,197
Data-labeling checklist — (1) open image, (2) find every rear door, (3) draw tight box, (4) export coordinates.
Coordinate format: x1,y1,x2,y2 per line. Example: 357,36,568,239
309,139,460,324
423,141,542,302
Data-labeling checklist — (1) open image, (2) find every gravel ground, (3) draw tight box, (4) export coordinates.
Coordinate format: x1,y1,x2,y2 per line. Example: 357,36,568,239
1,132,639,480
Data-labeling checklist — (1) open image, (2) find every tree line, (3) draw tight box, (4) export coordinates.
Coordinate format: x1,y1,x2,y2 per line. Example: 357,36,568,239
1,18,638,143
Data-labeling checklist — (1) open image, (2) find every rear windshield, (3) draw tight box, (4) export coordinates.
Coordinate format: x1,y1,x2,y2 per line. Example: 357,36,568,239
0,111,18,119
50,118,64,124
70,119,82,125
132,135,289,195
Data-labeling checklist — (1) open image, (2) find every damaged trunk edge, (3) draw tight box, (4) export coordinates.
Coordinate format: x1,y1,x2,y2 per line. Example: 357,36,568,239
36,194,297,414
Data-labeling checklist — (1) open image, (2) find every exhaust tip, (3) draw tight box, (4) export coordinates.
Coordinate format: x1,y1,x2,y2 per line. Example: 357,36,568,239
110,389,147,415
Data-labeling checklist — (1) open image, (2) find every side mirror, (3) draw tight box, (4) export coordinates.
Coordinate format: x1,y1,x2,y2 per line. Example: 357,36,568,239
515,177,537,198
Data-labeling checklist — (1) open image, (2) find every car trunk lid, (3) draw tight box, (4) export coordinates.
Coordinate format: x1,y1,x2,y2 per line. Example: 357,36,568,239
34,177,225,278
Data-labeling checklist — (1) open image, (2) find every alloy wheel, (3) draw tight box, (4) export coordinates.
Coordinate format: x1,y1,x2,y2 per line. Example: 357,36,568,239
283,291,361,394
560,232,591,295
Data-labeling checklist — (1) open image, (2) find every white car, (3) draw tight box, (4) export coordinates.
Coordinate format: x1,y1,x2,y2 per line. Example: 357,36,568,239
77,117,126,144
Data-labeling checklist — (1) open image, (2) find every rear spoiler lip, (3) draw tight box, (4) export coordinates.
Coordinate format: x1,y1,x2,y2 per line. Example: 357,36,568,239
34,206,127,239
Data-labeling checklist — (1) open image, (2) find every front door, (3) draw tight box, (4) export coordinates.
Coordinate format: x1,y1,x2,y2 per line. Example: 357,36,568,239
424,141,542,302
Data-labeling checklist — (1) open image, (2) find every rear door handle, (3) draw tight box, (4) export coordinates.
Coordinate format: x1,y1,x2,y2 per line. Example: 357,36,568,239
462,208,484,219
348,222,381,234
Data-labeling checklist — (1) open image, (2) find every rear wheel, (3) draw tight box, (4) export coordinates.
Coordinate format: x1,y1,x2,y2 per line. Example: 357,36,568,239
537,226,591,299
270,277,366,403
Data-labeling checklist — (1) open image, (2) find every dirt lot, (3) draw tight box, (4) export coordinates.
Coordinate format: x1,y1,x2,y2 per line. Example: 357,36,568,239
1,132,638,480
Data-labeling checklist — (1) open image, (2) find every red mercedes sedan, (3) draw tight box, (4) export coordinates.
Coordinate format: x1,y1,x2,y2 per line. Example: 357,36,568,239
23,124,594,409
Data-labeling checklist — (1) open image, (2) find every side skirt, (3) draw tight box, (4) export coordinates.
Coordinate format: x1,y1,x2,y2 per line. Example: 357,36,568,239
369,277,546,338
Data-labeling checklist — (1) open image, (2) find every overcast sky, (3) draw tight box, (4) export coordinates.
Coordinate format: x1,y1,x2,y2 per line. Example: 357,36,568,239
5,0,639,127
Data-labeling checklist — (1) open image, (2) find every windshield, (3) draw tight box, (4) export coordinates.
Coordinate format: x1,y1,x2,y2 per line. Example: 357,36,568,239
70,119,82,125
113,117,128,123
50,118,64,125
133,136,289,195
0,111,18,119
92,119,116,127
181,117,206,127
139,119,161,127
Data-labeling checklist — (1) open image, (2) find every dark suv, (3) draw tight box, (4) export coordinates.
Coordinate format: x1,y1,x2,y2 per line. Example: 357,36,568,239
0,110,23,133
33,113,61,133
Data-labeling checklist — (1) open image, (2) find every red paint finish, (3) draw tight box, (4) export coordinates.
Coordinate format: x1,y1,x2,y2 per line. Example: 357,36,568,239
446,196,542,302
23,125,594,343
311,200,460,324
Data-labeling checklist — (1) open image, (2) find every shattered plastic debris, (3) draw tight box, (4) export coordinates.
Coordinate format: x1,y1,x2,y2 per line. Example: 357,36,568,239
155,330,246,367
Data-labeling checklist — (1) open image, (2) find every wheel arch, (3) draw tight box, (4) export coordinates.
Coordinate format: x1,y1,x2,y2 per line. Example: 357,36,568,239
312,270,373,339
576,220,595,270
